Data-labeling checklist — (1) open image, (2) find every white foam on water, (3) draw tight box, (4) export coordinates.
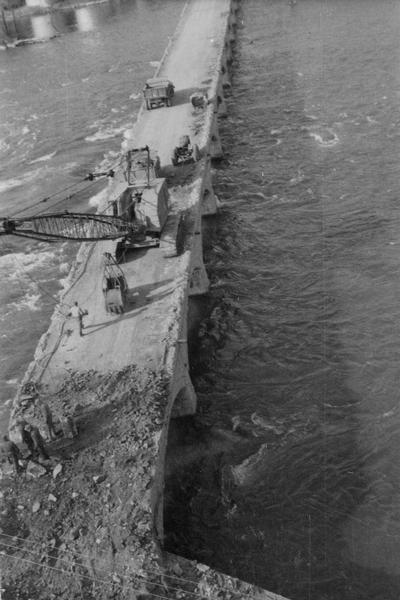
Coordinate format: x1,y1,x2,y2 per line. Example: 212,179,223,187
0,249,58,276
59,261,70,275
85,125,126,142
29,151,57,164
306,126,339,147
13,289,41,312
309,131,339,147
149,61,160,68
88,186,108,208
129,92,141,100
0,139,10,153
123,127,135,140
0,167,42,192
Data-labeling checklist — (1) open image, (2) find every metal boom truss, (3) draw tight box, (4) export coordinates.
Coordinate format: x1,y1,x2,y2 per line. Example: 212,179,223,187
0,212,134,242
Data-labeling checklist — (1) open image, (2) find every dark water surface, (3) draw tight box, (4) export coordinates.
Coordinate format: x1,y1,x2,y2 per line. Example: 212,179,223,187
165,1,400,599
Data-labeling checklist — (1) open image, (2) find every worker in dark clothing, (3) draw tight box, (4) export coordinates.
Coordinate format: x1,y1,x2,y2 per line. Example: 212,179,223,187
16,420,35,456
36,400,57,440
2,435,23,475
28,425,50,461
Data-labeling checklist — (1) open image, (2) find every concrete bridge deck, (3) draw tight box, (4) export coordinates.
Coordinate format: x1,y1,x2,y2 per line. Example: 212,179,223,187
3,1,290,599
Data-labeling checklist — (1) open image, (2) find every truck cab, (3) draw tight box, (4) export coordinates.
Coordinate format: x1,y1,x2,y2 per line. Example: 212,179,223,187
143,77,175,109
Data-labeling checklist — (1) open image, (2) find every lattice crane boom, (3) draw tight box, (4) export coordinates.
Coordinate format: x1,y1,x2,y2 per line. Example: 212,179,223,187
0,212,135,242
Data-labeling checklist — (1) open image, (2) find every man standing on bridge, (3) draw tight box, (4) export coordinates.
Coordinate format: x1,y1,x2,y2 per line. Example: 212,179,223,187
68,301,87,337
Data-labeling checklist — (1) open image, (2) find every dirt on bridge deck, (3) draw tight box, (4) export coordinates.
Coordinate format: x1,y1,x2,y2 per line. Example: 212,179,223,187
0,367,167,599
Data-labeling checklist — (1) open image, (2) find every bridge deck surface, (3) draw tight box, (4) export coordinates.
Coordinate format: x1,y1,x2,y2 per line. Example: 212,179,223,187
28,0,230,391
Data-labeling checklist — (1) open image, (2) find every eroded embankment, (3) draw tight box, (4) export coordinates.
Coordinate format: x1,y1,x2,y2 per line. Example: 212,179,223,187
0,367,166,599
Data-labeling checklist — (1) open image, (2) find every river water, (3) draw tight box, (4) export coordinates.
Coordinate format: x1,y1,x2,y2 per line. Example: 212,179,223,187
166,1,400,599
1,1,400,599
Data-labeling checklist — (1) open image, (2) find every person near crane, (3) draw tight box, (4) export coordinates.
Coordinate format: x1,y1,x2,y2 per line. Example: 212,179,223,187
25,424,50,461
68,301,87,337
1,435,23,475
36,399,58,441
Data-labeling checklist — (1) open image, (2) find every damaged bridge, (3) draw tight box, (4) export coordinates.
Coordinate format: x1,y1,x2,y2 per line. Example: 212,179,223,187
5,1,290,599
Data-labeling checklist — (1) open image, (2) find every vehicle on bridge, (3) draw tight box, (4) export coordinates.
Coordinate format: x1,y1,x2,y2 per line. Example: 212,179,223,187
171,135,200,166
121,145,161,187
143,77,175,109
102,252,128,314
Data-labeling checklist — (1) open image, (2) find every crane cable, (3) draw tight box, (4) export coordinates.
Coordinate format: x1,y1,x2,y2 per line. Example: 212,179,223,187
6,179,92,220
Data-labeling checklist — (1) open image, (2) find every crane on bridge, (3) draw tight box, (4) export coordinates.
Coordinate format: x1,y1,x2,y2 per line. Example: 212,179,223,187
0,212,134,243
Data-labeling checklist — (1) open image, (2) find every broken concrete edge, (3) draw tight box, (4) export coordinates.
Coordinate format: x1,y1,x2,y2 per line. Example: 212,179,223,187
163,552,291,600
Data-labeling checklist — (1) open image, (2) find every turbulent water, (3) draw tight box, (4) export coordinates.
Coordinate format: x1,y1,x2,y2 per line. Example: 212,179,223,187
166,1,400,599
2,0,400,599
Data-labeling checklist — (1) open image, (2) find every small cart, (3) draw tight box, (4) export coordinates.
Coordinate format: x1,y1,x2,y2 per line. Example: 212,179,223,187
102,253,128,314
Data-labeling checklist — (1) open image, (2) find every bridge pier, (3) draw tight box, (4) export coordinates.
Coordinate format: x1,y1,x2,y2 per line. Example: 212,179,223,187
202,160,219,215
189,224,210,296
221,62,231,89
228,10,237,28
224,40,233,64
209,113,224,158
215,82,228,117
